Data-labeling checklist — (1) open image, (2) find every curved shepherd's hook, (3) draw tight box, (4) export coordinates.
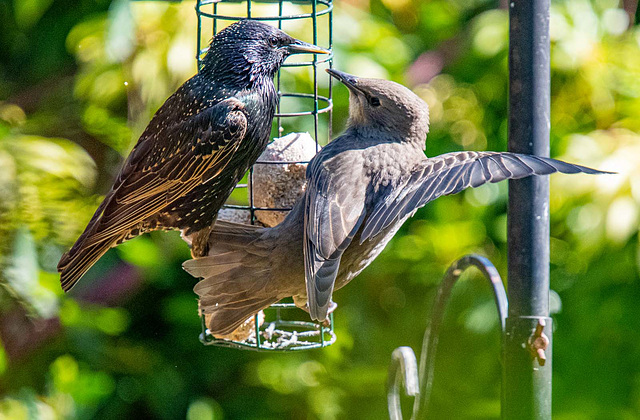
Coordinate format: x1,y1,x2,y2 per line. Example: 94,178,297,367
387,254,508,420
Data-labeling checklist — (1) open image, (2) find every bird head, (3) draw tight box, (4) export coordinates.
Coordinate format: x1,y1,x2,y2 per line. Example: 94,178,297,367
202,20,328,87
327,69,430,146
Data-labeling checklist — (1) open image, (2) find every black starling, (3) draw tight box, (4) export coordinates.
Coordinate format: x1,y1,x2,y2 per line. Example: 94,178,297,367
183,70,611,335
57,20,328,291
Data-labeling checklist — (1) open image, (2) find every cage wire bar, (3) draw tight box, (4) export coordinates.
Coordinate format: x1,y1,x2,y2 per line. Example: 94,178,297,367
386,0,553,418
195,0,336,351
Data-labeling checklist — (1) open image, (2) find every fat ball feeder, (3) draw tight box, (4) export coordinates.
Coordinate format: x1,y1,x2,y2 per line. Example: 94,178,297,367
194,0,335,351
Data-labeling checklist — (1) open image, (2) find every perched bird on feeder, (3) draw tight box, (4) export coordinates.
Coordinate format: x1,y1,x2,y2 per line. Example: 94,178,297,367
57,20,328,291
184,70,611,336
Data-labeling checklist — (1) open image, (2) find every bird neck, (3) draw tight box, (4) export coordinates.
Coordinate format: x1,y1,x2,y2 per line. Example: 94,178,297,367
346,123,427,150
407,124,428,151
237,82,278,114
200,56,277,93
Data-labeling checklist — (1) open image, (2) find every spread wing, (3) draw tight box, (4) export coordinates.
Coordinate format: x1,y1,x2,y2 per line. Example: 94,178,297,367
304,149,368,321
360,151,610,242
58,97,247,291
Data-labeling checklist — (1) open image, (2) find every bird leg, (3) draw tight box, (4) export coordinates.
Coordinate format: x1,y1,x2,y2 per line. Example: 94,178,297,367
190,224,214,258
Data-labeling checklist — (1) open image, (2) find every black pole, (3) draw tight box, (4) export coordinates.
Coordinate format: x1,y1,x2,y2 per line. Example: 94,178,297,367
504,0,552,419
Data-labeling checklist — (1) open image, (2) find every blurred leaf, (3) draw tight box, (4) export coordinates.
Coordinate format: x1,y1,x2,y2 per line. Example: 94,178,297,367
49,354,116,406
550,289,563,315
107,0,136,63
13,0,54,29
117,236,163,268
95,307,130,335
3,227,38,296
1,227,58,317
186,397,224,420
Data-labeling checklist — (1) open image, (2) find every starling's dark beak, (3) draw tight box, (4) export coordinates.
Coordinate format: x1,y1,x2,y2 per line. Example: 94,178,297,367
286,40,330,55
326,69,359,91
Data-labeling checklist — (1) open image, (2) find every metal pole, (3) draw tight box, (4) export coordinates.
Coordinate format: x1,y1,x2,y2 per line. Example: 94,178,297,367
504,0,552,419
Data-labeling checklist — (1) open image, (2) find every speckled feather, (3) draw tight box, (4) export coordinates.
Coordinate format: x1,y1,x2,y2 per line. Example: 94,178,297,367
58,20,302,291
183,73,611,335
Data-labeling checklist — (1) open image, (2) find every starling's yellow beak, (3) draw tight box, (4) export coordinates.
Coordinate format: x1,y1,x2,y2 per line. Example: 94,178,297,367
326,69,359,91
287,40,330,55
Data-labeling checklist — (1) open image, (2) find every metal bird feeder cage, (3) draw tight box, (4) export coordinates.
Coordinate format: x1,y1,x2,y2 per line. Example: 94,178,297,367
194,0,335,351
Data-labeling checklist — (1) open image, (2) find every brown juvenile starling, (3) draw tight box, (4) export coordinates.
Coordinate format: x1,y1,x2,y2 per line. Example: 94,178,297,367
57,20,327,291
183,70,611,335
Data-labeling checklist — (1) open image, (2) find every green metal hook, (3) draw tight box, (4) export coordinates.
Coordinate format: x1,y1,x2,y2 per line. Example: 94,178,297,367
386,254,508,419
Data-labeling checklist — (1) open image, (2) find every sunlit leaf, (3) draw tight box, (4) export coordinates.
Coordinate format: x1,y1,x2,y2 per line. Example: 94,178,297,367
107,0,136,63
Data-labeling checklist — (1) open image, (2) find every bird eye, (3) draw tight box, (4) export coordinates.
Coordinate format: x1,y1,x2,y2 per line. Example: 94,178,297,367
269,36,279,48
369,97,381,107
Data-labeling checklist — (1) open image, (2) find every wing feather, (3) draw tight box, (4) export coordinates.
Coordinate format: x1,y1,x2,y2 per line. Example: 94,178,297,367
303,145,368,321
83,99,246,244
360,151,611,243
58,98,247,290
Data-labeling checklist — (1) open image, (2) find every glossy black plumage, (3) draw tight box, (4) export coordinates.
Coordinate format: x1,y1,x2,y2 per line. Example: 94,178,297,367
183,71,611,336
58,20,327,291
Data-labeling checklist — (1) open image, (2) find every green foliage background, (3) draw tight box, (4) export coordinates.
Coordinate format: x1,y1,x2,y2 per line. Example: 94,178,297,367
1,0,639,418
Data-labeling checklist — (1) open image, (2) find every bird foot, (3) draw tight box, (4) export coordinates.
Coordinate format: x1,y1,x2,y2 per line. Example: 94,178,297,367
293,296,337,325
190,225,213,258
321,301,338,327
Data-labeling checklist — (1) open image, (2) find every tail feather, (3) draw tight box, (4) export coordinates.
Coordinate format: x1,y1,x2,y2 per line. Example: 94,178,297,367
59,192,114,267
58,238,116,292
205,297,276,336
209,220,262,238
183,220,281,336
191,264,279,336
57,192,120,291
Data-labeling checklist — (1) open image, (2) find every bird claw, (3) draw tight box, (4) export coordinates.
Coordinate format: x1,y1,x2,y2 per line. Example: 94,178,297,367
294,297,337,325
326,301,338,315
321,301,338,327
